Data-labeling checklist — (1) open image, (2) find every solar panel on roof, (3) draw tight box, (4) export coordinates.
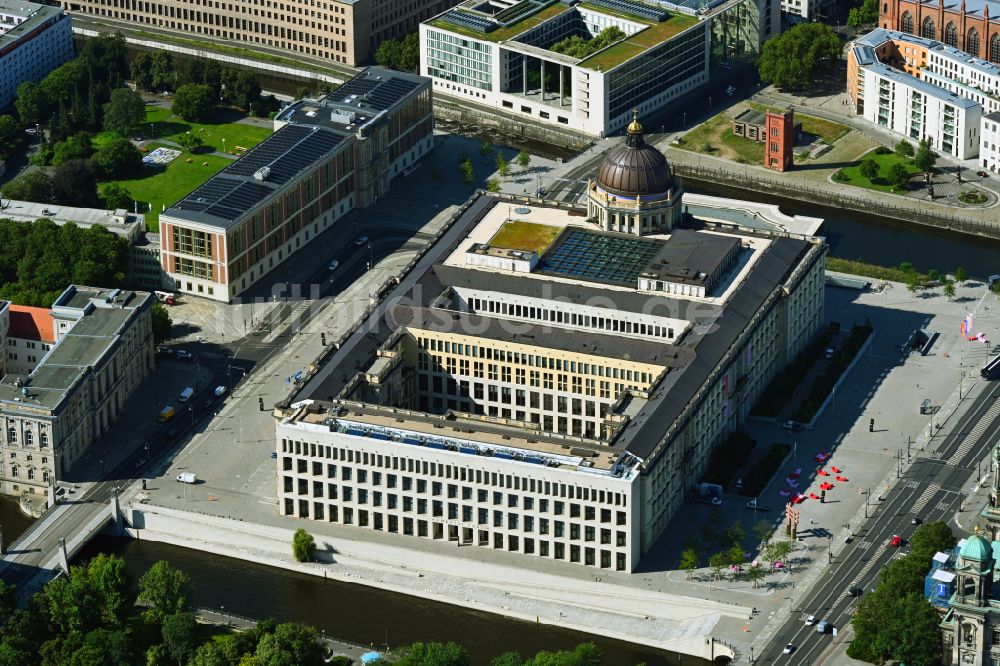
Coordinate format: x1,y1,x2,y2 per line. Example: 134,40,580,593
440,10,496,32
586,0,668,21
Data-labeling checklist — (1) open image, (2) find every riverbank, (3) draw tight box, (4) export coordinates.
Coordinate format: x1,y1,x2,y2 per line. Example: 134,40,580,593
667,146,1000,241
123,501,741,662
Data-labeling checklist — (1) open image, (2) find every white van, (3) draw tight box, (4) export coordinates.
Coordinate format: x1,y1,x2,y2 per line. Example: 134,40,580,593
176,472,196,483
178,387,194,402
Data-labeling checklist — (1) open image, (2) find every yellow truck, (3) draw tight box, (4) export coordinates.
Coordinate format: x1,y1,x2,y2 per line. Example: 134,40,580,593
158,405,175,423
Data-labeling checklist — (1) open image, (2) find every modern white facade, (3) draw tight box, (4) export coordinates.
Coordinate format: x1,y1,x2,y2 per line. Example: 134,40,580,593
850,32,983,159
779,0,833,21
0,0,73,110
419,0,709,137
981,111,1000,171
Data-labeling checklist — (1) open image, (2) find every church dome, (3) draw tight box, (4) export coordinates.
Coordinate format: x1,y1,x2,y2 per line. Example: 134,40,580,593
596,110,674,197
961,535,993,561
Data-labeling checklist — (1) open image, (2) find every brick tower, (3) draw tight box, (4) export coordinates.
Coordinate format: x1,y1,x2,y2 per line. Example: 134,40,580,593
764,109,794,172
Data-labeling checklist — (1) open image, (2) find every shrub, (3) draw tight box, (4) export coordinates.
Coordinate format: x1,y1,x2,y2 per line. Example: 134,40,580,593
702,432,758,488
742,443,792,497
873,146,891,155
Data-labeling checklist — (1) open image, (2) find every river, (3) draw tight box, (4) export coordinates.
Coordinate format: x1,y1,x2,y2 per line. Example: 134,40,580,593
685,180,1000,278
0,495,32,546
75,536,707,665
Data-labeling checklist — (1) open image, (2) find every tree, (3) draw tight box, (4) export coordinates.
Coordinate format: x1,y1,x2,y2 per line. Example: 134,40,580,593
374,33,419,71
943,277,956,300
708,552,729,579
161,612,198,666
847,0,878,27
375,39,402,71
137,560,192,622
955,266,968,283
172,84,215,122
228,70,261,112
254,623,325,666
486,178,502,193
906,272,921,294
551,26,626,58
753,519,773,548
491,653,522,666
71,629,133,666
459,157,474,185
16,81,50,126
496,153,510,177
103,88,146,137
725,521,746,547
92,138,143,179
131,52,154,90
395,642,470,666
858,157,880,182
0,580,16,619
150,51,175,91
993,280,1000,298
765,540,792,566
758,23,842,90
52,159,98,207
44,555,130,635
0,115,20,157
292,528,316,562
175,132,204,153
0,170,53,203
100,183,134,210
744,564,766,588
480,140,492,157
151,302,172,344
522,643,602,666
895,139,914,159
52,131,94,167
914,137,937,172
679,548,699,579
908,521,956,563
887,162,910,188
516,150,531,170
850,590,943,664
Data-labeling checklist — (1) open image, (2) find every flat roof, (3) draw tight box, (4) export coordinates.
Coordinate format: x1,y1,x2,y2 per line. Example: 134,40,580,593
427,0,700,71
275,67,427,135
857,28,1000,78
289,401,630,472
865,61,979,109
987,111,1000,121
0,199,142,240
643,229,739,285
164,124,345,229
390,304,689,366
538,228,662,286
0,0,63,52
0,287,151,411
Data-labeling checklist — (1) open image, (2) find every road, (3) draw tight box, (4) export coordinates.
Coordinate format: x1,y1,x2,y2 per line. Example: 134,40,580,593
757,380,1000,663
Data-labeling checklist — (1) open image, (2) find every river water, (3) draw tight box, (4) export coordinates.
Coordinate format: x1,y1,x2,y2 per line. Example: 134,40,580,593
76,536,707,665
0,495,32,546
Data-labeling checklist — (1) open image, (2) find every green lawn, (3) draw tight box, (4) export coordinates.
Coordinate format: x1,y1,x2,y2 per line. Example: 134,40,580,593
749,102,849,144
675,113,729,155
489,221,562,254
111,142,233,231
720,128,764,164
834,151,923,194
139,106,272,155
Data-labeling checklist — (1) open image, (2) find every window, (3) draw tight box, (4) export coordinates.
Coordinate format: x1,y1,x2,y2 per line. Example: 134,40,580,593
921,16,934,39
992,34,1000,64
900,11,913,34
944,22,957,47
968,28,980,57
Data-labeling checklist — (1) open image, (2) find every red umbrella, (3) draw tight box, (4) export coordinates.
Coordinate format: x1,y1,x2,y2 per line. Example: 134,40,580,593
817,469,829,476
836,476,848,483
809,492,820,499
831,466,841,473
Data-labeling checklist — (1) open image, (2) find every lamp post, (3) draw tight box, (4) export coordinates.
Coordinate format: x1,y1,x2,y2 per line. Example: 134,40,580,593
222,137,226,154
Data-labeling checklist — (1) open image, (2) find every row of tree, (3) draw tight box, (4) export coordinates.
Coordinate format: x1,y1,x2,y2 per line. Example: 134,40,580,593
394,641,610,666
374,33,420,73
848,521,956,665
758,22,841,91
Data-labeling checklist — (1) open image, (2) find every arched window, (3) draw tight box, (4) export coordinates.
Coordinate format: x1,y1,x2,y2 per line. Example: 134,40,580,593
968,28,980,57
992,33,1000,63
922,16,935,39
901,11,914,33
6,427,15,444
39,430,47,447
27,468,34,480
24,430,32,447
945,22,958,46
883,2,888,12
10,466,17,478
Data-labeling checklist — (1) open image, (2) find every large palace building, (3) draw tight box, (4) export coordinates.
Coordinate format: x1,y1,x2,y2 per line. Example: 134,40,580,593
274,116,827,572
880,0,1000,63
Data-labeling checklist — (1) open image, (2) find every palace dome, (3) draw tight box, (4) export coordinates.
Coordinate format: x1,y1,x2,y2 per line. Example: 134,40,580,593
596,111,674,197
961,534,993,562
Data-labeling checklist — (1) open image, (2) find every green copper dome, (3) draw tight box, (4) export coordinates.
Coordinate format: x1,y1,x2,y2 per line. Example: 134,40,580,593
961,535,993,561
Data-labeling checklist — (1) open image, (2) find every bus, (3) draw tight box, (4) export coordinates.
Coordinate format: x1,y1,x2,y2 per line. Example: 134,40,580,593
982,354,1000,380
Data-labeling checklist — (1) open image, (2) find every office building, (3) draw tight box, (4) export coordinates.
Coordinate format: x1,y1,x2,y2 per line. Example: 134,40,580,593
5,305,54,376
0,286,155,499
275,117,826,571
56,0,460,66
848,29,984,159
160,67,433,302
880,0,1000,63
0,0,73,110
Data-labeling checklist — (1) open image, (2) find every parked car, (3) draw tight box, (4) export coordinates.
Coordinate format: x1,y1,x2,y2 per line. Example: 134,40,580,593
176,349,193,360
355,235,369,246
782,643,796,655
269,451,278,459
157,346,174,355
328,259,339,271
214,385,227,397
977,170,990,178
746,499,771,511
782,420,803,431
825,346,835,359
890,534,902,547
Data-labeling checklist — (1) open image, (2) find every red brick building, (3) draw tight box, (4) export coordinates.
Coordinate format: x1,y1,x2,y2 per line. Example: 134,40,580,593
764,109,795,172
880,0,1000,62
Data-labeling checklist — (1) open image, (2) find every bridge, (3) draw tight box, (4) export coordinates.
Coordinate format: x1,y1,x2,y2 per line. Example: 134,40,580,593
0,480,127,601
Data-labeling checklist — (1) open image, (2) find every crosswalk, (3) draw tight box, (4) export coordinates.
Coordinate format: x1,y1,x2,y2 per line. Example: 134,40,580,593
848,543,888,592
949,399,1000,464
910,483,941,515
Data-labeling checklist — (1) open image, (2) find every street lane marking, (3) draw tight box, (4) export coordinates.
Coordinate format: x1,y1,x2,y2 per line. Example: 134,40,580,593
949,399,1000,464
911,483,941,515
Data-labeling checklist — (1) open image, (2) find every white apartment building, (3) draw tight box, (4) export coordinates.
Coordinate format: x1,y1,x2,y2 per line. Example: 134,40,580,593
0,286,155,499
276,122,827,572
0,0,73,109
780,0,833,21
850,40,982,159
980,111,1000,171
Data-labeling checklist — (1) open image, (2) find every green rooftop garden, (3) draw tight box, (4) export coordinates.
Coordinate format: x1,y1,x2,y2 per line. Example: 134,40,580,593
428,3,569,42
489,220,562,254
578,11,700,70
